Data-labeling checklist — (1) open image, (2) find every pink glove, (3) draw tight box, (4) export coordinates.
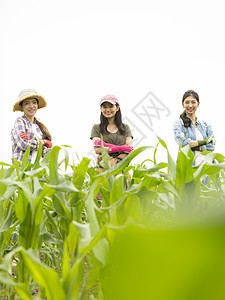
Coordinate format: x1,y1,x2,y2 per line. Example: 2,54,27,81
42,139,52,148
109,145,133,153
20,131,30,140
94,139,133,153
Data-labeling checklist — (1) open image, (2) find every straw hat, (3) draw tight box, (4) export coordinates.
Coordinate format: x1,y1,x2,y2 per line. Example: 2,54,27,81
13,89,47,112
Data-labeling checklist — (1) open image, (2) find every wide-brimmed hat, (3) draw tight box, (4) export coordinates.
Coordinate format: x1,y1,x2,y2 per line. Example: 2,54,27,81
99,95,119,106
13,89,47,112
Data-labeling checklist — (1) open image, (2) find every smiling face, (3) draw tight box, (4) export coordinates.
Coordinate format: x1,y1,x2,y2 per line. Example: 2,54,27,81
21,98,38,122
100,101,119,120
182,95,199,117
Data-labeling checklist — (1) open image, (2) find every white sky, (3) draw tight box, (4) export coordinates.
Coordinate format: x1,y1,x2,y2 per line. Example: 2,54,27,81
0,0,224,166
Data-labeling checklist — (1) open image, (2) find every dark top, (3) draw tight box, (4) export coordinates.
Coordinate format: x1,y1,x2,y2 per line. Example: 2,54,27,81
90,123,133,145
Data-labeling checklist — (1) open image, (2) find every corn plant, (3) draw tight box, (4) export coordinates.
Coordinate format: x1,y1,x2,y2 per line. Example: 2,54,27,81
0,138,225,299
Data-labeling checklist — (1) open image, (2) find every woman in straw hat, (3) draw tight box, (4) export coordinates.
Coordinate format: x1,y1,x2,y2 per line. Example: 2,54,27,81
11,89,52,164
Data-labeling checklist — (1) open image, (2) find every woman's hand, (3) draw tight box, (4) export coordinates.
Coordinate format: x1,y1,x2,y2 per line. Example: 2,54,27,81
42,139,52,148
20,131,30,140
205,135,216,145
198,135,216,146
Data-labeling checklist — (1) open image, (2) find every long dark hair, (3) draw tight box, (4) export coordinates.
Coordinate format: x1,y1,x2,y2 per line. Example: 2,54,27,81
100,103,126,135
180,90,199,128
34,118,52,141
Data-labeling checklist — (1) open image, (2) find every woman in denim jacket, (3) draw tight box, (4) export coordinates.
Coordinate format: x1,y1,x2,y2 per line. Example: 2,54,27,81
173,90,215,165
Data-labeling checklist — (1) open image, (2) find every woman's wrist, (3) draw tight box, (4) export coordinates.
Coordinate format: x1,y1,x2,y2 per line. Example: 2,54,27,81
198,140,206,146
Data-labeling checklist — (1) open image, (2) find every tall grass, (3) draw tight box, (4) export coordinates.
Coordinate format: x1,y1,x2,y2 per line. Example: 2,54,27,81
0,139,225,299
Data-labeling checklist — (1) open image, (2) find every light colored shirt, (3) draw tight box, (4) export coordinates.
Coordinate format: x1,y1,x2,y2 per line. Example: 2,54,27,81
173,117,215,151
173,117,215,166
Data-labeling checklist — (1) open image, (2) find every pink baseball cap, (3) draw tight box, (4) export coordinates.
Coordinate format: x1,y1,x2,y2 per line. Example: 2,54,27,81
99,95,119,106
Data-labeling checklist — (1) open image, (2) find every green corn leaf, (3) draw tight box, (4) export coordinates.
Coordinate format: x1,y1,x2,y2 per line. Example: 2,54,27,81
18,205,32,249
157,135,168,149
72,221,91,253
73,157,90,189
100,136,110,171
33,176,44,199
0,203,3,228
157,136,176,180
17,202,42,250
4,163,16,178
40,149,51,166
86,177,102,235
123,194,141,221
175,145,194,189
34,195,44,226
0,275,31,299
0,207,16,232
80,267,100,298
153,142,159,164
61,145,72,171
65,222,79,264
52,194,72,222
32,140,43,170
48,181,80,193
78,224,109,265
110,174,125,205
65,258,84,300
13,158,21,181
14,189,29,223
167,150,176,180
0,162,11,167
193,161,225,182
25,166,47,177
85,178,109,264
16,179,33,209
62,240,70,279
34,185,56,216
0,166,6,196
20,248,67,300
49,146,61,185
97,146,153,177
138,162,168,173
200,151,225,163
20,146,31,172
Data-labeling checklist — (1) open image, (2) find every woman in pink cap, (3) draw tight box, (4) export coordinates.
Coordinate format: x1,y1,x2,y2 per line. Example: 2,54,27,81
90,94,133,169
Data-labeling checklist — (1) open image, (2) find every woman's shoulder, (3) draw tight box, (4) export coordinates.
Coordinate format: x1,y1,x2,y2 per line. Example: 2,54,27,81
123,123,131,130
13,116,26,125
90,124,100,139
11,116,27,133
92,123,100,130
198,119,210,126
123,123,132,134
198,120,214,133
173,118,184,126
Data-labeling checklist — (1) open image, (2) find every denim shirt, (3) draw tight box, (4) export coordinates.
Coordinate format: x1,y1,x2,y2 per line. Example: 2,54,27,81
173,118,215,152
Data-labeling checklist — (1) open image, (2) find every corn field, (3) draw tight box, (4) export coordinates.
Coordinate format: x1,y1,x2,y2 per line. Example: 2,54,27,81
1,138,225,299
